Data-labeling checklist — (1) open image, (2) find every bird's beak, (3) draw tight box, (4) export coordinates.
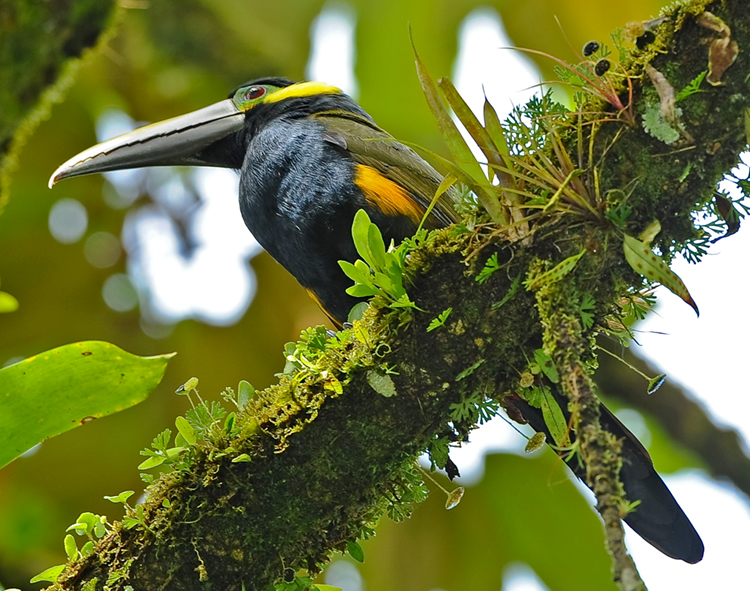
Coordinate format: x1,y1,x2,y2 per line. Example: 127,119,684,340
49,99,245,188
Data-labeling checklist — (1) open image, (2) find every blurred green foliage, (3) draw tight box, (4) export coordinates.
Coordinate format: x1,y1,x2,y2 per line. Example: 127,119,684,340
0,0,671,588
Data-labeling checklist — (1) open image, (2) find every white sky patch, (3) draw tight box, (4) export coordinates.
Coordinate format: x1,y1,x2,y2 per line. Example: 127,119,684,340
49,198,88,244
626,474,750,589
636,157,750,445
97,109,146,206
306,2,358,98
123,169,260,326
95,107,262,326
637,235,750,442
502,562,550,591
453,8,540,144
324,560,363,591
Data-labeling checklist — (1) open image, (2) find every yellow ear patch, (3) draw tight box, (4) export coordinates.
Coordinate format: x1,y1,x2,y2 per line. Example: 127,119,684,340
354,164,424,224
264,82,342,104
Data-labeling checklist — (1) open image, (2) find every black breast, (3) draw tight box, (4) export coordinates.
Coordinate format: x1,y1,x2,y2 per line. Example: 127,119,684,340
238,116,412,323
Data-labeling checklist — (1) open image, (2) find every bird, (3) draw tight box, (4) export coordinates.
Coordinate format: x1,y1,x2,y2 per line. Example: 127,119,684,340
49,77,704,564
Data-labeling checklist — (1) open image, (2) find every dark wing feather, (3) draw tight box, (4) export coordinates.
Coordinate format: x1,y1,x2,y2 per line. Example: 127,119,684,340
312,110,460,227
504,392,704,563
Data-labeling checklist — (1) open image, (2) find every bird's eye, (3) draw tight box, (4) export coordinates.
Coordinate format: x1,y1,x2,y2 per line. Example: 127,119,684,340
244,86,266,100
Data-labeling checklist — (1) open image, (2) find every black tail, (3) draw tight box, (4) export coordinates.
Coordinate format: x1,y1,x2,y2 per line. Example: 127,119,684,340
504,391,704,564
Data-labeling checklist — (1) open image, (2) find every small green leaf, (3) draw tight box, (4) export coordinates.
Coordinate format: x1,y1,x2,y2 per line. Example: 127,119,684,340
347,540,365,563
373,271,397,295
175,416,196,446
346,283,380,298
525,432,547,453
238,380,255,409
338,259,372,284
93,516,107,538
138,455,166,470
493,274,521,310
367,222,387,271
166,446,185,460
445,487,465,510
675,70,707,101
540,389,569,447
427,307,452,332
64,534,78,561
533,349,559,384
0,291,19,312
678,162,693,183
525,248,586,290
30,564,65,584
232,453,253,463
456,359,485,381
366,370,397,397
347,302,369,323
81,541,95,557
351,209,377,269
476,253,501,284
67,512,97,535
623,234,699,315
224,412,236,434
104,491,135,505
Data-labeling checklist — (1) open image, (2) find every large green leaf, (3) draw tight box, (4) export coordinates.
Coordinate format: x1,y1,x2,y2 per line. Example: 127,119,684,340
0,341,174,469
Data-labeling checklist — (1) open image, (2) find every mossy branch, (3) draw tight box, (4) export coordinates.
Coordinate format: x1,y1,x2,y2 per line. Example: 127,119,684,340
0,0,118,212
20,0,750,590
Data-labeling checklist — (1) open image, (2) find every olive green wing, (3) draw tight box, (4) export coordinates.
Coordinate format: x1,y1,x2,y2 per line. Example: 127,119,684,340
312,110,460,227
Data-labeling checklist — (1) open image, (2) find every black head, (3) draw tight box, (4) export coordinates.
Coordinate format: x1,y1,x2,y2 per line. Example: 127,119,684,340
49,78,367,184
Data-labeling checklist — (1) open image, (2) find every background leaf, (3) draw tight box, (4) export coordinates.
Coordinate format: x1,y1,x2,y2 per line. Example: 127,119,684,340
0,341,173,469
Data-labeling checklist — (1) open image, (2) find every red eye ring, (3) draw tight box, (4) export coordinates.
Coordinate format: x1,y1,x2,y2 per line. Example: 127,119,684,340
244,86,266,100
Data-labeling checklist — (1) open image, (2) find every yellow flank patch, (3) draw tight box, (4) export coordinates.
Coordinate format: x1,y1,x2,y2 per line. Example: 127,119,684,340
264,81,342,103
354,164,424,223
